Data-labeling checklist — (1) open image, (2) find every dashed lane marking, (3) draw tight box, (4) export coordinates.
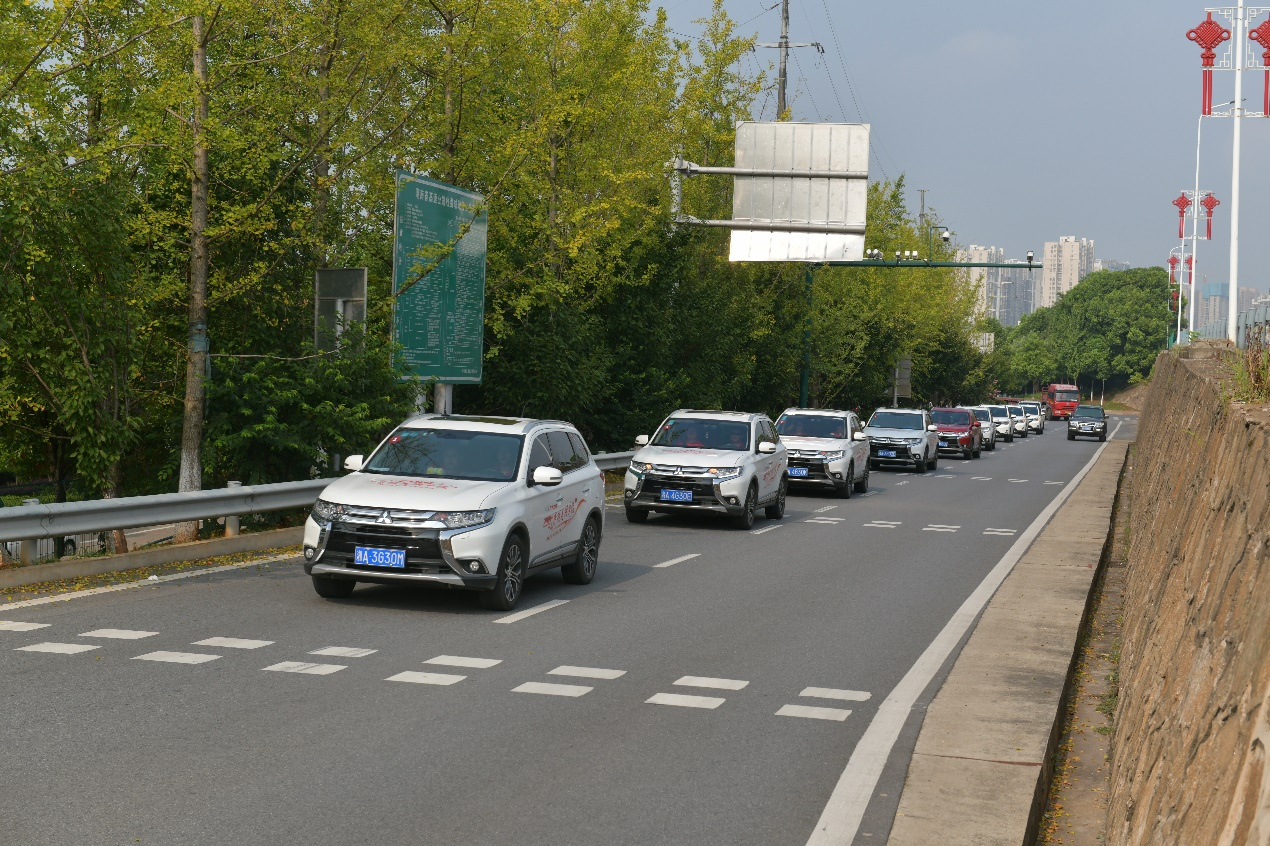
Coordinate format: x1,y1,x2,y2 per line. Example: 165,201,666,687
646,692,726,710
80,629,157,640
492,599,570,624
386,671,465,686
935,474,955,478
16,642,98,655
922,525,960,532
777,704,852,722
425,655,502,669
310,646,377,658
1044,481,1064,485
751,524,783,535
263,661,345,676
1008,479,1029,483
863,521,899,529
805,519,840,525
674,675,749,691
895,481,910,486
133,651,219,665
193,637,273,650
814,505,839,513
800,687,872,702
984,529,1018,536
549,665,626,680
513,681,592,697
0,621,50,632
654,554,700,569
971,476,992,481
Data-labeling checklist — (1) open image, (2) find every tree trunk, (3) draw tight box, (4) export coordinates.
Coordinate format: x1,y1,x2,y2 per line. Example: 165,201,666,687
175,13,211,543
104,460,129,555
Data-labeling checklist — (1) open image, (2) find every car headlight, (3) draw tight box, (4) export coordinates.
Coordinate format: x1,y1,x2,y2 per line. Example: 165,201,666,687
818,450,845,460
710,467,743,481
434,509,496,529
629,460,650,475
310,499,345,523
905,438,923,445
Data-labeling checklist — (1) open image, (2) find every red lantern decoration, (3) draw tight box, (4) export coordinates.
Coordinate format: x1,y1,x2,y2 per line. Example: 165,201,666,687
1173,193,1192,238
1200,193,1221,240
1167,253,1180,285
1184,255,1194,289
1249,17,1270,116
1188,13,1232,115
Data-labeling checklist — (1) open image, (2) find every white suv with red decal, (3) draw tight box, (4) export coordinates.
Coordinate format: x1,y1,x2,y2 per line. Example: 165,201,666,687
623,410,787,529
303,415,603,611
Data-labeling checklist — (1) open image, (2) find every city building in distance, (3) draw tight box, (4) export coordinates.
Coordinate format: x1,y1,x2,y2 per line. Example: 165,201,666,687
1039,236,1096,308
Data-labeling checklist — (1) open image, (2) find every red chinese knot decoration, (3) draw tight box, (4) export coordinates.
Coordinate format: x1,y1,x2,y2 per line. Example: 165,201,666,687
1184,255,1194,288
1249,17,1270,116
1168,253,1181,284
1201,194,1221,240
1173,193,1192,238
1188,13,1231,115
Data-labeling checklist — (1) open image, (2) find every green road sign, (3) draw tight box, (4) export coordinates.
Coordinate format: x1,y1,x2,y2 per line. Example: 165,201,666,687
392,170,488,384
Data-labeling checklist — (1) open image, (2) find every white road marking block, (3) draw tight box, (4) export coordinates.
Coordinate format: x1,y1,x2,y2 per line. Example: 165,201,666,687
935,474,954,478
654,554,700,569
310,646,377,658
806,519,840,525
895,481,909,486
194,637,273,649
922,527,957,532
16,642,98,654
750,524,783,535
133,651,219,664
778,704,852,722
1044,481,1064,485
674,675,748,690
862,524,895,529
493,599,569,624
971,476,992,480
647,692,726,709
984,531,1016,536
1008,479,1029,483
0,621,50,632
425,655,502,669
386,671,465,685
800,687,872,702
263,661,345,675
926,524,960,529
513,681,592,697
549,665,626,680
80,629,157,640
814,505,839,513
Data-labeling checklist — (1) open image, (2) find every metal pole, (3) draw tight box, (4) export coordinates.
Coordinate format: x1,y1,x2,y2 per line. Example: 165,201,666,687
225,481,241,537
800,264,813,406
777,0,789,117
433,382,453,415
19,498,38,565
1188,116,1204,342
1228,0,1245,343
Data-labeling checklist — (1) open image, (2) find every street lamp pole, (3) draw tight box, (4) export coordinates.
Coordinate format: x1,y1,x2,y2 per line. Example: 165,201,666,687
1229,0,1245,342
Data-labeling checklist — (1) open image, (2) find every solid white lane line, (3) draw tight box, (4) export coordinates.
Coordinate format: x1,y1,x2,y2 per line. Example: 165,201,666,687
654,554,700,569
0,621,50,632
133,651,219,664
80,629,158,640
310,646,377,658
804,420,1123,846
493,599,570,624
814,505,839,513
16,642,98,654
674,675,748,691
549,665,626,680
778,704,852,722
646,692,726,709
425,655,502,669
751,524,783,535
386,671,465,685
194,637,273,650
263,661,345,676
513,681,592,697
800,687,872,702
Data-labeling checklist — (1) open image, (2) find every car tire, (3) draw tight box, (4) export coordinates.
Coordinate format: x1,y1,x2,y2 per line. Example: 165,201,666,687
973,443,981,458
837,464,854,499
853,463,870,494
914,453,926,473
765,478,787,519
625,506,648,524
962,446,972,460
1098,433,1106,442
1067,431,1075,441
1006,433,1014,443
480,533,527,611
561,517,600,585
312,575,355,599
928,452,938,471
731,484,758,530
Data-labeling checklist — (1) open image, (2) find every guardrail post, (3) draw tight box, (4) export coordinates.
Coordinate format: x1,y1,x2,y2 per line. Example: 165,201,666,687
225,481,242,537
19,498,39,565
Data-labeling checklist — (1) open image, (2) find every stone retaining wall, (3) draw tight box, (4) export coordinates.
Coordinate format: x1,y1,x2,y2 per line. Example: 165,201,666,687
1107,344,1270,844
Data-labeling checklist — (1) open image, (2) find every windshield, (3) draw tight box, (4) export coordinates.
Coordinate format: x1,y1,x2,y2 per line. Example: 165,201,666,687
988,406,1009,419
971,408,991,423
1008,407,1022,417
652,418,751,451
1054,391,1080,402
1072,406,1105,419
867,411,924,430
363,428,524,482
776,414,848,439
1021,403,1041,412
931,410,972,427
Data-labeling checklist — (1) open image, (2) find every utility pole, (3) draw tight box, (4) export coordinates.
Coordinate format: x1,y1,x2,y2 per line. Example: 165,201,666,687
756,0,821,119
918,189,929,230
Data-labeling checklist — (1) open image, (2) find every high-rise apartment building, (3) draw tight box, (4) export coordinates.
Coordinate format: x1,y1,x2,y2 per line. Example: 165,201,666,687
1038,236,1096,308
1093,258,1131,273
955,245,1004,318
998,260,1039,327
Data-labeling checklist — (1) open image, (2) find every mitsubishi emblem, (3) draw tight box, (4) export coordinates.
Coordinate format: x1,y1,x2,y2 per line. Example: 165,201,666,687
376,510,393,524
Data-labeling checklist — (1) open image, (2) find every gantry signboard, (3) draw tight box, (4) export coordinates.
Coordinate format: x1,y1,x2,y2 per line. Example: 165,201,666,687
391,171,488,384
729,121,869,263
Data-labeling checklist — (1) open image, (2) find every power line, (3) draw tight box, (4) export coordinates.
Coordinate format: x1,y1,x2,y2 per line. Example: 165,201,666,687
816,0,895,181
791,50,823,121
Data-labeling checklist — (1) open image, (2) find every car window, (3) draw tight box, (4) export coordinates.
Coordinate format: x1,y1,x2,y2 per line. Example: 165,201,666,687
362,428,524,482
528,434,553,473
776,414,848,439
1072,406,1105,419
547,430,582,472
971,408,991,423
652,418,751,451
757,420,778,447
866,411,924,429
931,410,971,426
567,432,591,466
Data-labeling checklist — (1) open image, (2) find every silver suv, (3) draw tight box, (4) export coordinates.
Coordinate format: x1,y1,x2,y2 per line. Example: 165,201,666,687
624,410,787,529
775,407,871,497
864,408,940,472
303,415,604,611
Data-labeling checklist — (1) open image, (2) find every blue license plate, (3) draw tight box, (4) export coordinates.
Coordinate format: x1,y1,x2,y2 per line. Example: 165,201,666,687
354,546,406,568
878,449,897,458
787,467,809,477
659,489,693,502
938,440,948,448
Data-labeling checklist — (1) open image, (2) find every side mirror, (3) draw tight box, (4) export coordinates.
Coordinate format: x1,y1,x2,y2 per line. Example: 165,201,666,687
972,421,981,428
852,431,867,441
927,425,938,432
532,466,563,487
344,455,364,472
758,442,777,454
634,434,650,446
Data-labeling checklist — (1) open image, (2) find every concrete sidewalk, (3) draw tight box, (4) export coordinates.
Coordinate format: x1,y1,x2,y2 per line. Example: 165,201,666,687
887,439,1130,845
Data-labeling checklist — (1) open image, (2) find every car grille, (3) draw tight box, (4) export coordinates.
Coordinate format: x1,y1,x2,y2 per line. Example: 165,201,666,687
339,505,439,528
324,524,448,573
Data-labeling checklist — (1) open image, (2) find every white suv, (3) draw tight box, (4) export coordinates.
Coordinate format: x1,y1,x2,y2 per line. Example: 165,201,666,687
864,407,940,472
774,407,871,497
303,415,604,611
624,410,787,529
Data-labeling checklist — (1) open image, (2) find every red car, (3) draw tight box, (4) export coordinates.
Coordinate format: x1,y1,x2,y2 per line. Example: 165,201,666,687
931,408,982,459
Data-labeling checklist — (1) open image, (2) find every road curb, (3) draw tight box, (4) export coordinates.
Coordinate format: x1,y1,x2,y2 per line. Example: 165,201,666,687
0,527,302,591
886,439,1130,846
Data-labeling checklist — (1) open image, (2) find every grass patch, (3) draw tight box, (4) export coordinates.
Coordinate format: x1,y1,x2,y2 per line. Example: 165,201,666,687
1230,343,1270,403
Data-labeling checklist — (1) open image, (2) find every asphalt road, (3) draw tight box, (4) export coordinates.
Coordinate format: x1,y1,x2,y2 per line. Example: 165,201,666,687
0,416,1137,846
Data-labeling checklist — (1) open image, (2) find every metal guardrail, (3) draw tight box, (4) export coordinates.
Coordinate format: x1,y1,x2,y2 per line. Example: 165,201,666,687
0,452,637,546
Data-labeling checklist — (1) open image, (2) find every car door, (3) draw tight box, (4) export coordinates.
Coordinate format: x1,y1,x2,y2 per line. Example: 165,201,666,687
523,433,557,562
849,413,869,478
539,429,590,565
754,418,782,499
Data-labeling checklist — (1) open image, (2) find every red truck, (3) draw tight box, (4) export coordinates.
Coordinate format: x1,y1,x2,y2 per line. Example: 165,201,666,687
1044,384,1080,420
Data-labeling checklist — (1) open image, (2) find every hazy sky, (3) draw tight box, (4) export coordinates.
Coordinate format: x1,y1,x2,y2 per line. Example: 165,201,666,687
653,0,1270,294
